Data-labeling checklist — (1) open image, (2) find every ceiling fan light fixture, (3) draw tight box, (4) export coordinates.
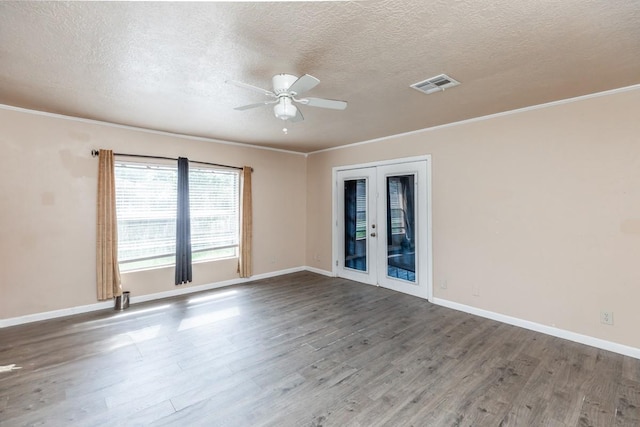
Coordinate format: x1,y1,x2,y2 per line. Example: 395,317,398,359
273,97,297,120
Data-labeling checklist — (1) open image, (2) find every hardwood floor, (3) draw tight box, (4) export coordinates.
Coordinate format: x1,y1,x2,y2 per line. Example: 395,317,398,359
1,271,639,426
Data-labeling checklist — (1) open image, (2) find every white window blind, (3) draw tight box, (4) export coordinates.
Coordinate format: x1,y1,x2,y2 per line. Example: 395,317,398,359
355,179,367,240
114,162,240,272
388,177,406,235
189,167,239,261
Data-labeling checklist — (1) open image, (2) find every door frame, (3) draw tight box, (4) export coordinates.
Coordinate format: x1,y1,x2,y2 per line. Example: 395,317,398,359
332,155,433,301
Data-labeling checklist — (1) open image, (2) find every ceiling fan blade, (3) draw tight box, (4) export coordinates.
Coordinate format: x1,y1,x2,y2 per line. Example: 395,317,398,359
226,80,276,97
234,100,278,111
299,97,348,110
289,108,304,123
287,74,320,96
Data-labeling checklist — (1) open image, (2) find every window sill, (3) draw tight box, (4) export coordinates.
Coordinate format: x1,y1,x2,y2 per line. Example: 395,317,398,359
120,255,238,274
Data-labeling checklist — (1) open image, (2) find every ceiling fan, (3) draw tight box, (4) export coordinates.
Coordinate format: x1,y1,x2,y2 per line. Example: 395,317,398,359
227,74,347,122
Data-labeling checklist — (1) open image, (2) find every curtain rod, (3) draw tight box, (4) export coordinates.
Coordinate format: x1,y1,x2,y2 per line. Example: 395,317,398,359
90,150,251,172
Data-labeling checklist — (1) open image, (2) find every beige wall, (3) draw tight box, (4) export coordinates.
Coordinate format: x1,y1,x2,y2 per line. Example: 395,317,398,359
3,87,639,352
306,88,640,349
0,108,306,319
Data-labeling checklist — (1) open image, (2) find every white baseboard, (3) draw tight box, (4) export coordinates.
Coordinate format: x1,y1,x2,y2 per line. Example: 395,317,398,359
432,297,640,360
129,266,308,305
304,266,334,277
0,301,114,328
0,266,308,328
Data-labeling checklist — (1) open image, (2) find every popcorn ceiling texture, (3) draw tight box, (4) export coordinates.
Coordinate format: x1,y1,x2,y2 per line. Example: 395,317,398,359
0,0,639,152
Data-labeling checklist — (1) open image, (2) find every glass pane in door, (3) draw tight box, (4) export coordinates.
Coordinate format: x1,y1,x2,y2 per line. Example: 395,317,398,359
386,175,416,282
344,179,367,272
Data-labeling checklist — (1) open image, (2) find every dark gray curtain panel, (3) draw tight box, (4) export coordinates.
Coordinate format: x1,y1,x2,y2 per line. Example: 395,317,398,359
175,157,192,285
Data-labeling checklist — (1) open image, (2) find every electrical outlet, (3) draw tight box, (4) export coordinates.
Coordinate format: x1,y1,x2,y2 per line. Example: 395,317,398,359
472,284,480,296
600,311,614,325
440,280,448,289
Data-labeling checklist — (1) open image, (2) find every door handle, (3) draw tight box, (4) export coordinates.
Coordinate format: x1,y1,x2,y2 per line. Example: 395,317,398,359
370,232,377,237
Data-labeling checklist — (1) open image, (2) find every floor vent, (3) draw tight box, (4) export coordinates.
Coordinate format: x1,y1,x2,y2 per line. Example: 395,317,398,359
410,74,460,94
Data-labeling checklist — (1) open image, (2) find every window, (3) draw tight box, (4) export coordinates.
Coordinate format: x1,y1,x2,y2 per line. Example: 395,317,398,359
388,177,406,235
355,179,367,240
114,162,240,272
189,167,239,263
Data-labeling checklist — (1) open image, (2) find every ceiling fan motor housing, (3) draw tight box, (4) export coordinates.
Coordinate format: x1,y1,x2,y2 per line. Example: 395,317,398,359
272,74,298,94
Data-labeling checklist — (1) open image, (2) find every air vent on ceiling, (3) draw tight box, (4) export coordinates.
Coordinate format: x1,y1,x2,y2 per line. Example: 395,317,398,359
410,74,460,95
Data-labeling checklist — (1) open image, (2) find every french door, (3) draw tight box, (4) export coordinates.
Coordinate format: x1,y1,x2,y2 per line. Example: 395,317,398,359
335,159,431,299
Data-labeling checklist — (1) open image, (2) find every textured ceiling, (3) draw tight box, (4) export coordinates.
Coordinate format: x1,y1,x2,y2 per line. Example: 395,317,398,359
1,1,639,153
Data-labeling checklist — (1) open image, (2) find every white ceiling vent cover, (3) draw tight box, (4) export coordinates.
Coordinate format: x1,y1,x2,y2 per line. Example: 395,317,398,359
410,74,460,94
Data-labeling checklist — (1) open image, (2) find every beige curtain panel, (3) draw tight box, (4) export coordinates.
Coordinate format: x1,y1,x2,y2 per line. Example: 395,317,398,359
238,166,253,278
96,149,122,300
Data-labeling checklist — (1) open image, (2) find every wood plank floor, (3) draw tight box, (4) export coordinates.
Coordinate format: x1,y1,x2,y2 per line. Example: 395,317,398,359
1,271,639,426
